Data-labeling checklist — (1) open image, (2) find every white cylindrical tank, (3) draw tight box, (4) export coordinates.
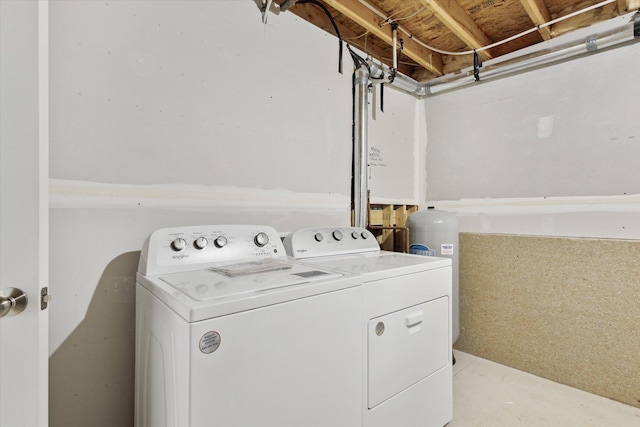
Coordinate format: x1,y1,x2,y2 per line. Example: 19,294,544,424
407,207,459,344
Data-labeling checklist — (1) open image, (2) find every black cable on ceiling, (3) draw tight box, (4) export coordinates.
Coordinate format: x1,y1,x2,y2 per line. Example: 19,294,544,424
296,0,343,74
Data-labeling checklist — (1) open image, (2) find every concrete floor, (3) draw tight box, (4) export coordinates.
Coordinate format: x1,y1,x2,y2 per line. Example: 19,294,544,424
448,351,640,427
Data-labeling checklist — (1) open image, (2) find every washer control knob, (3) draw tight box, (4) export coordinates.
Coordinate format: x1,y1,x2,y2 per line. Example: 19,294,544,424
332,230,343,241
254,232,269,247
214,236,228,248
314,233,324,242
351,231,359,239
170,237,187,252
194,237,208,250
361,231,369,239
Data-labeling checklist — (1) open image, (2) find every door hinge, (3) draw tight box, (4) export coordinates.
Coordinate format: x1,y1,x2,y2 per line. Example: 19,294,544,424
41,287,51,310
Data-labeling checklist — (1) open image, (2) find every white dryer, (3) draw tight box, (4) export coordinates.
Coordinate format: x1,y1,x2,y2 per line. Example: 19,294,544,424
284,227,453,427
135,225,363,427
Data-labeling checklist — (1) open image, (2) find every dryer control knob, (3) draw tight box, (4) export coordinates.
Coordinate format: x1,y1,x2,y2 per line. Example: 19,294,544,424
351,231,359,239
214,236,228,248
170,237,187,252
361,231,369,239
332,230,343,241
194,237,208,250
254,232,269,247
314,233,324,242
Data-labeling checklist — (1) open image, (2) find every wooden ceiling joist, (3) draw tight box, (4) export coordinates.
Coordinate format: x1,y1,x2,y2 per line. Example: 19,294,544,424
520,0,553,40
627,0,640,11
278,0,640,83
616,0,640,12
418,0,494,60
617,0,628,12
287,3,415,75
321,0,444,76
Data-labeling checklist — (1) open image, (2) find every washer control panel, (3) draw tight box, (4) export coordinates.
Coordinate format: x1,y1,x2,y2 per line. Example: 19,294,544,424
139,225,284,275
283,227,380,259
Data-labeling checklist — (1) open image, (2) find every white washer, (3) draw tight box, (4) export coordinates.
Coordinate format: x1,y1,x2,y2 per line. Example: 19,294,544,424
135,225,363,427
284,227,453,427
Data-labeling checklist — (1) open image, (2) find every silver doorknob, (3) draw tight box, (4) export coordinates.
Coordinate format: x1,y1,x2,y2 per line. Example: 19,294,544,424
0,287,28,319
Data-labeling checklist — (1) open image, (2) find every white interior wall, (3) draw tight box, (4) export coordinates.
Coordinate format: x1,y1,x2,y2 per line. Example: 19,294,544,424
48,2,419,426
50,0,352,192
49,0,354,355
423,40,640,239
368,85,423,204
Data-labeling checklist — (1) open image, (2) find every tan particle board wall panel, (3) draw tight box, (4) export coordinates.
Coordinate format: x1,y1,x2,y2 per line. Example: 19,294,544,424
455,233,640,408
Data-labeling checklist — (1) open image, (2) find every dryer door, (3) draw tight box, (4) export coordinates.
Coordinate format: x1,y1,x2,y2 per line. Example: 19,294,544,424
367,296,449,408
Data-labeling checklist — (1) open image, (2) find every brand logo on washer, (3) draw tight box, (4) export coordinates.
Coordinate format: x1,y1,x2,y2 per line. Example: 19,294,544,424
172,254,189,260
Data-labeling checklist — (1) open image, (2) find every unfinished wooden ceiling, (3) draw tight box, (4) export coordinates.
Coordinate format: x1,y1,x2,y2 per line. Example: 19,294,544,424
275,0,640,82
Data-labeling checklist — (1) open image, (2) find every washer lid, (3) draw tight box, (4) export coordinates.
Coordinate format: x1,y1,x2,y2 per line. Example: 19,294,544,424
137,259,358,322
162,260,342,302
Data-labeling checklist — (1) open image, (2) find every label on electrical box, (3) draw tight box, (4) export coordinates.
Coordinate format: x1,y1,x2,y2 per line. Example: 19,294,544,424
441,243,454,255
409,244,436,257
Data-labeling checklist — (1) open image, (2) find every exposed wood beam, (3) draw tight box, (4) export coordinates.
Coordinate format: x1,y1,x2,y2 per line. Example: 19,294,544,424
321,0,444,76
617,0,628,12
552,2,618,37
627,0,640,11
520,0,553,40
418,0,493,60
288,3,415,75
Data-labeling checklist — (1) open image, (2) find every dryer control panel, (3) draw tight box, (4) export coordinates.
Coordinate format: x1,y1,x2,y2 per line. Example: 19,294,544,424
138,225,285,275
284,227,380,259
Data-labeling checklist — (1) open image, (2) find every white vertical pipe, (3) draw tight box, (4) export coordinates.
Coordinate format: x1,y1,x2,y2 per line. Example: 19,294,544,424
353,65,369,228
392,25,398,71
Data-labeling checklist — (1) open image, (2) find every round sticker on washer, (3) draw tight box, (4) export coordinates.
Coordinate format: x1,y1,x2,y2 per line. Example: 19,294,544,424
199,331,221,354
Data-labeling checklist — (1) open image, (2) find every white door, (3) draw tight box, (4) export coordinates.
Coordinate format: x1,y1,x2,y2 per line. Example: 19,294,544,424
0,1,49,426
